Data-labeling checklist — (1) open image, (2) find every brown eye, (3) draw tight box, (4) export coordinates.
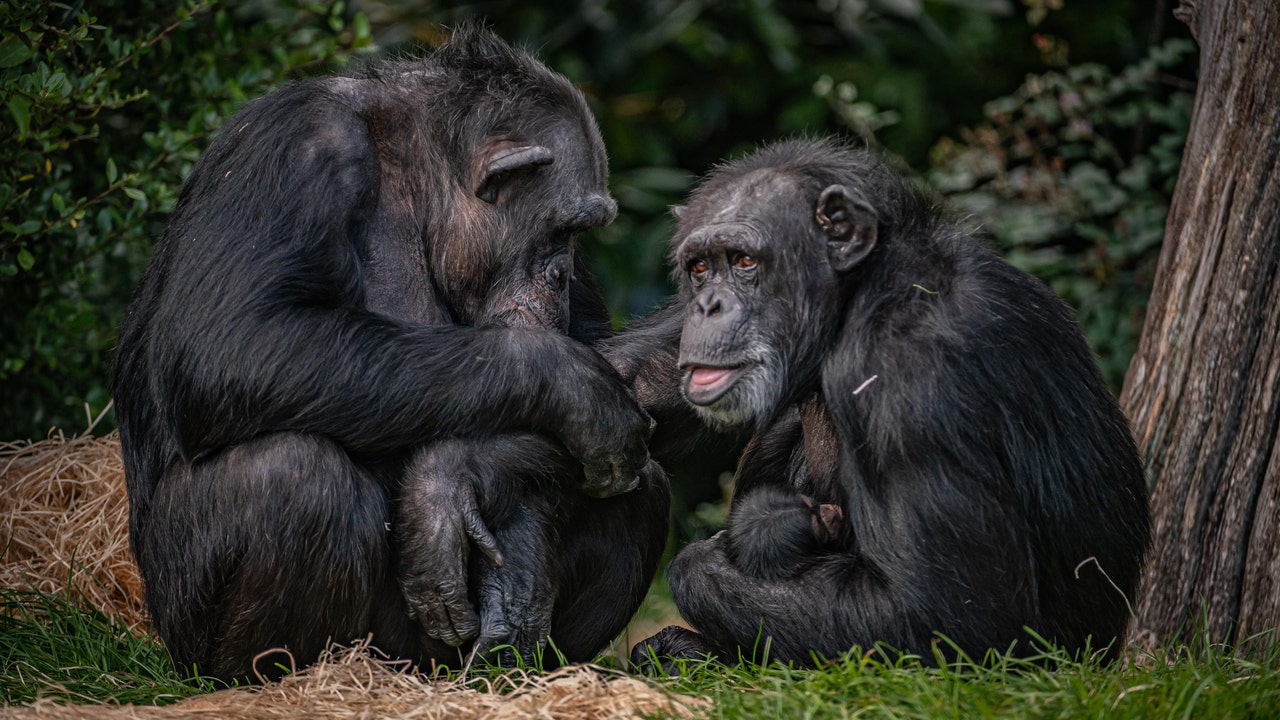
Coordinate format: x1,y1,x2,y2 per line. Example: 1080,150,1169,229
734,254,757,269
690,259,710,276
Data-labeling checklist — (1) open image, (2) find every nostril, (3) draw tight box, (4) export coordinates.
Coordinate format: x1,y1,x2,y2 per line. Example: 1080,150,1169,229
695,292,722,317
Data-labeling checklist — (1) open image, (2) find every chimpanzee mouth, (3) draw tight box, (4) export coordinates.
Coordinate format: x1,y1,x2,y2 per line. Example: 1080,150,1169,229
682,364,748,406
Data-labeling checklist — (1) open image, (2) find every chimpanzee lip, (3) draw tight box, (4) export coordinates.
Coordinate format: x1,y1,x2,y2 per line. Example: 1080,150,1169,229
681,364,748,406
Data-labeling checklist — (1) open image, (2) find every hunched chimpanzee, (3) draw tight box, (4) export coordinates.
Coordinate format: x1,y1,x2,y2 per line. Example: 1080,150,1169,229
614,137,1150,668
112,26,668,682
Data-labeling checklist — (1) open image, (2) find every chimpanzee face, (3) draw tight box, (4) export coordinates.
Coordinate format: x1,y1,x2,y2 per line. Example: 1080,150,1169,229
672,169,878,428
460,109,615,332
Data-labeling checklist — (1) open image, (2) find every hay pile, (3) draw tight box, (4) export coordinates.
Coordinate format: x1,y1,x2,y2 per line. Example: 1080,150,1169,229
1,433,708,718
0,431,146,631
9,642,708,719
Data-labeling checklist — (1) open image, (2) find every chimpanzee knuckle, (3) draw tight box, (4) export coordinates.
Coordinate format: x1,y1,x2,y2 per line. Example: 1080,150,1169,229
580,462,641,498
450,616,481,644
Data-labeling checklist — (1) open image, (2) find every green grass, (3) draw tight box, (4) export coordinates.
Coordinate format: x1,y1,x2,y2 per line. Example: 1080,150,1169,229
3,585,1278,718
0,587,217,705
651,642,1280,719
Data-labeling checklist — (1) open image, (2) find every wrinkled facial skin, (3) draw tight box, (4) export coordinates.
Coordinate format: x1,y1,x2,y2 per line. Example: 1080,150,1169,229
439,111,617,332
474,114,616,331
673,172,819,429
673,170,877,429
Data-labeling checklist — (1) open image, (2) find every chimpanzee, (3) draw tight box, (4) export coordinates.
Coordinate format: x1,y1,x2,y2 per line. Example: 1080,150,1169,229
615,137,1150,668
112,27,668,682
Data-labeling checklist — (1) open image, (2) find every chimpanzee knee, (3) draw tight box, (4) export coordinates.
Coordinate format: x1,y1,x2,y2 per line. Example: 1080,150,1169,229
546,459,671,661
139,433,392,681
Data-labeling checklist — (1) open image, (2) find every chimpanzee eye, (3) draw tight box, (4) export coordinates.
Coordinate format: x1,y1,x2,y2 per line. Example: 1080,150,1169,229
734,254,757,270
690,259,711,276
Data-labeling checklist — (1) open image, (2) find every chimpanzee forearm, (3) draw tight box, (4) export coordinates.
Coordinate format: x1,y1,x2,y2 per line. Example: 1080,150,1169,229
154,308,646,487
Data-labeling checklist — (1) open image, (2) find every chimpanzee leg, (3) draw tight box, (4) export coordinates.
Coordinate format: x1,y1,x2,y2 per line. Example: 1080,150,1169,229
137,432,411,682
547,459,670,661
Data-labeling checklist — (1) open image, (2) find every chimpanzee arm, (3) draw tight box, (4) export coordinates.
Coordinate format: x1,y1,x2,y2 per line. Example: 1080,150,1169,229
128,81,648,490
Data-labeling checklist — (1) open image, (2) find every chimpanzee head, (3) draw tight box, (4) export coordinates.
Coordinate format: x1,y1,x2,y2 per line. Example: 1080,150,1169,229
367,26,616,331
671,140,881,429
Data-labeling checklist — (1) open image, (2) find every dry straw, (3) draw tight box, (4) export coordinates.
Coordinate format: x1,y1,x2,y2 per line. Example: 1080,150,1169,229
1,431,708,719
7,641,709,719
0,430,146,631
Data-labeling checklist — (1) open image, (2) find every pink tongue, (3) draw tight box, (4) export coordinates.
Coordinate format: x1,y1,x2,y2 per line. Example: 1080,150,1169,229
690,367,732,387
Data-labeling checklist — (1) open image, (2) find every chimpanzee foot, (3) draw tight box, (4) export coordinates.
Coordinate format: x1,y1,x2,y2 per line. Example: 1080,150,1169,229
467,539,555,667
629,626,718,675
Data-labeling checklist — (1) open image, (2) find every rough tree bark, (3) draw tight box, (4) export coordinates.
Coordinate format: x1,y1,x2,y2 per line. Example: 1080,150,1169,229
1121,0,1280,650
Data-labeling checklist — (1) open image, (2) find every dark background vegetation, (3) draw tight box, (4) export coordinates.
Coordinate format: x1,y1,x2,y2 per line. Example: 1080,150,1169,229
1,1,1192,520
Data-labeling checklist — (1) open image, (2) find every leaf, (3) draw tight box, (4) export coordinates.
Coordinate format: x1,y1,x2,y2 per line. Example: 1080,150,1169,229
122,187,146,201
0,36,32,68
7,96,30,137
353,13,371,43
106,158,118,183
17,249,35,271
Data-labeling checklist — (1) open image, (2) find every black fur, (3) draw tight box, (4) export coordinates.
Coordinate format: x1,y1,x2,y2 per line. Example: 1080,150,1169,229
113,27,667,682
622,137,1150,668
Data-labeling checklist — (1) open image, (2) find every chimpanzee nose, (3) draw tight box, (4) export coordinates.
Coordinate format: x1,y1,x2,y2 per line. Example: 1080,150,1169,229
544,254,571,292
693,289,724,318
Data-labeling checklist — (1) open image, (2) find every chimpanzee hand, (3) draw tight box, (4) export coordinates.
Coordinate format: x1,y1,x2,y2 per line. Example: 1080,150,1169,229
396,447,504,648
725,486,849,580
800,494,847,546
551,339,656,498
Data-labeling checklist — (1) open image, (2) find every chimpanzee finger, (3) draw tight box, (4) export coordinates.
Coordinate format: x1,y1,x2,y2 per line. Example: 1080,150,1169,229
420,583,479,647
469,583,517,665
461,506,504,567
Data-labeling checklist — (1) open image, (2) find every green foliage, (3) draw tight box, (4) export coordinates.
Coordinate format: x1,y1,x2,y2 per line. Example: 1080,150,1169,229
0,0,372,440
0,586,217,704
929,38,1196,390
412,0,1145,320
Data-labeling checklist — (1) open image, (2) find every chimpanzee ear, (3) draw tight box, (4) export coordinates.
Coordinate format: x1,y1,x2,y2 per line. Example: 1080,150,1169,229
815,184,878,273
476,144,554,203
670,204,687,221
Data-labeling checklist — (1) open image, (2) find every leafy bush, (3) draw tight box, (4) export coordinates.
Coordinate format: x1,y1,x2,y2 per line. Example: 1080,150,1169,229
929,38,1196,389
0,0,372,439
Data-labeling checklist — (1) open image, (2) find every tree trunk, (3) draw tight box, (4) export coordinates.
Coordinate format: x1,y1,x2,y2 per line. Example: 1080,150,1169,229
1121,0,1280,650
